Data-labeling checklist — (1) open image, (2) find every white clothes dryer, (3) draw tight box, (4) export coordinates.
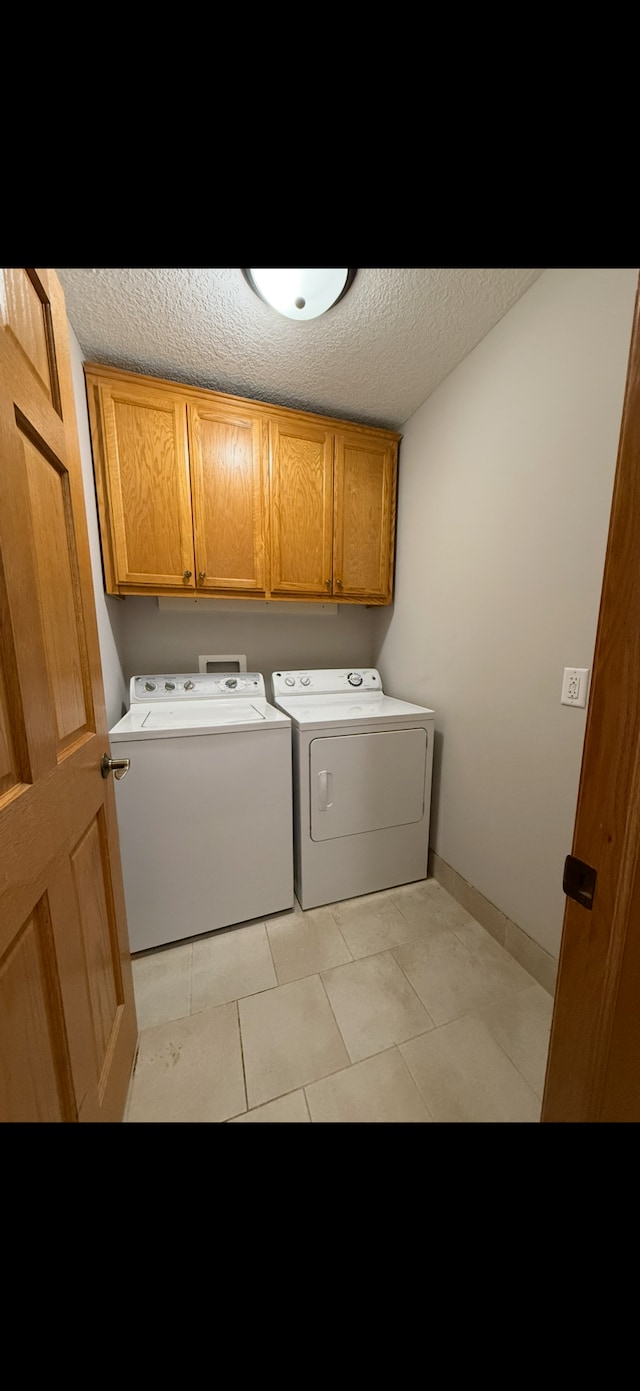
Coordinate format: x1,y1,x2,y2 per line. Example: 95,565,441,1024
271,669,435,910
109,672,293,951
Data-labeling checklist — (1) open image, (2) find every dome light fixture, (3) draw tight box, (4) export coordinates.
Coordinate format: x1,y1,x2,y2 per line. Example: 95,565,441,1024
243,268,356,321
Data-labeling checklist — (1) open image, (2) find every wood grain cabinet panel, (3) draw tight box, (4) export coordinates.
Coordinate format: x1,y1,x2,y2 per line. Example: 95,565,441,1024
84,364,400,604
334,430,396,602
269,418,333,595
188,401,266,591
96,380,194,590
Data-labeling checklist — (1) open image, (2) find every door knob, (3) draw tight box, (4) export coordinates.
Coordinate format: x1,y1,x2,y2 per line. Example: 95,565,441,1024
199,571,206,581
101,754,130,780
183,570,192,581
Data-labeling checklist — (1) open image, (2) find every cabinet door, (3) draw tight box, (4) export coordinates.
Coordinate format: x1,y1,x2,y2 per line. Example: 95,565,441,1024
98,380,195,588
269,418,333,595
334,431,396,601
188,401,266,591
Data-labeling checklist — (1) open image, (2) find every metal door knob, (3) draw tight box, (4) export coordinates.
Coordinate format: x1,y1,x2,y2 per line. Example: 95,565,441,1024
336,579,343,589
101,754,131,780
199,571,206,581
183,570,192,581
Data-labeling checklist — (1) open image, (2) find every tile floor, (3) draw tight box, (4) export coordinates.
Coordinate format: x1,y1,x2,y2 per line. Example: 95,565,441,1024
125,877,553,1123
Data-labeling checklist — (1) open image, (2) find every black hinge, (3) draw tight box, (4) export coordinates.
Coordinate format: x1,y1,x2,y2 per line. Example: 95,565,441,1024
563,854,597,910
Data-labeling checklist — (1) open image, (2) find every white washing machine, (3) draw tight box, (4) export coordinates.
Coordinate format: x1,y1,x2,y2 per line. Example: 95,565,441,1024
271,669,435,910
109,672,293,952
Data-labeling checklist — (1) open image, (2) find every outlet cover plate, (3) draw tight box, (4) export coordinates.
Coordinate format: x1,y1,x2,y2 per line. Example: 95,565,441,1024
561,667,590,707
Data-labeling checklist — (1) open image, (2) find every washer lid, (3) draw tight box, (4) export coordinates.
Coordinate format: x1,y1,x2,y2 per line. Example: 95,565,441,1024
109,699,290,740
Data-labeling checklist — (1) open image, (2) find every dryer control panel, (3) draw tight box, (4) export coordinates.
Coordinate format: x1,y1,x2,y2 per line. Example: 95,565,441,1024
272,669,382,696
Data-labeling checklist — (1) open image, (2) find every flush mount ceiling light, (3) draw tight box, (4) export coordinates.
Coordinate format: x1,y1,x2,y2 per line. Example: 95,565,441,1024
243,268,356,321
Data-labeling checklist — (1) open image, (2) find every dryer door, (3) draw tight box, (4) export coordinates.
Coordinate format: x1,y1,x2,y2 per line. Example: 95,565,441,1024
310,728,427,841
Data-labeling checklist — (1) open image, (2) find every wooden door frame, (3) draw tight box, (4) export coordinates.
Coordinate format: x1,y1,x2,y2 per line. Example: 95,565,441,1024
542,273,640,1121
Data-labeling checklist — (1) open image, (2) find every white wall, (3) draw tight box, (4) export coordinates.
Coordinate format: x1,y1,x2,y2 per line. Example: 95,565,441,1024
374,268,638,958
68,324,127,728
118,598,375,687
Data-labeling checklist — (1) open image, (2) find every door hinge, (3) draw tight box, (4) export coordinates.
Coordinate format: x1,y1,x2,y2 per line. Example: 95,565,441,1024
563,854,597,910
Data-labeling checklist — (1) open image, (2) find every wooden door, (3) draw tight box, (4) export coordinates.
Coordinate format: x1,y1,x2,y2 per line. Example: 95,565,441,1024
93,377,195,590
334,431,396,601
269,417,333,596
0,268,137,1122
188,400,266,592
541,275,640,1122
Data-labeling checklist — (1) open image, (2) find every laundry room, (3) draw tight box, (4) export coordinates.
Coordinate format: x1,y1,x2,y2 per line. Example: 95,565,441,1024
2,267,638,1123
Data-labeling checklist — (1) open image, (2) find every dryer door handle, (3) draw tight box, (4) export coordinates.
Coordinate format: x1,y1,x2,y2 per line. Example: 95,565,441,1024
317,769,334,811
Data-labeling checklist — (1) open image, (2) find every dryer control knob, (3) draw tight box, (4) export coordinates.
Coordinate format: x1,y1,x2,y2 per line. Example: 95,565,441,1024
144,681,157,692
165,681,176,691
300,677,311,687
285,677,296,687
184,680,195,690
347,672,363,686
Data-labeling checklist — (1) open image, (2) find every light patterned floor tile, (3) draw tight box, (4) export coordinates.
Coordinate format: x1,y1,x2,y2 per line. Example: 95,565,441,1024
477,983,553,1098
266,906,352,984
321,951,434,1063
393,927,528,1027
305,1048,433,1122
239,974,350,1109
230,1090,310,1123
450,916,534,993
191,921,276,1011
131,942,193,1031
390,879,476,934
127,1002,246,1123
400,1014,541,1122
329,890,427,958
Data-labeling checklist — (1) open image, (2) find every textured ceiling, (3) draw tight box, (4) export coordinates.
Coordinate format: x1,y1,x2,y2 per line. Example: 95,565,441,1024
57,267,544,431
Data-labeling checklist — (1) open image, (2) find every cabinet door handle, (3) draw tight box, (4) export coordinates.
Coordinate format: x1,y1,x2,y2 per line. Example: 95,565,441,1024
183,570,192,581
199,571,206,581
325,579,331,590
336,578,343,589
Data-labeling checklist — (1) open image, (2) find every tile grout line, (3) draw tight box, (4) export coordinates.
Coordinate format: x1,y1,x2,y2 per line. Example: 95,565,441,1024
393,1043,437,1122
235,999,249,1117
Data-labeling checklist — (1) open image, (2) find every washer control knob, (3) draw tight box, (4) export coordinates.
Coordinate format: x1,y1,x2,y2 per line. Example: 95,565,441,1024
144,681,157,692
184,680,195,690
165,681,176,691
285,677,296,687
227,678,238,689
347,672,363,687
300,677,311,686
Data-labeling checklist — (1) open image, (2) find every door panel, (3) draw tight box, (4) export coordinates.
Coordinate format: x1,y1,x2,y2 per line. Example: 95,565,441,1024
189,401,266,590
0,268,137,1123
269,419,333,594
22,425,92,751
0,897,76,1123
334,433,395,600
0,267,60,408
310,729,427,841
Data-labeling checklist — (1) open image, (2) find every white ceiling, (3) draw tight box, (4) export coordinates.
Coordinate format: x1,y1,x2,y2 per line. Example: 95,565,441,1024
57,267,544,431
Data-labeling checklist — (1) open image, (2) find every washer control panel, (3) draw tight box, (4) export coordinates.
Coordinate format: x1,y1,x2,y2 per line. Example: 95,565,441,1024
131,673,265,702
272,669,381,696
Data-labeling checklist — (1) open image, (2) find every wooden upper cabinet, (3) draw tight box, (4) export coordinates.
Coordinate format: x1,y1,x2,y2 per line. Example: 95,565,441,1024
334,430,397,601
84,363,400,603
188,400,266,592
90,376,195,590
269,417,334,595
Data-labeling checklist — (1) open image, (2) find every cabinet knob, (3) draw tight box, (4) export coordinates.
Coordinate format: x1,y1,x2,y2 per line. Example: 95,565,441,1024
336,579,343,589
325,580,331,590
183,570,192,581
199,571,206,581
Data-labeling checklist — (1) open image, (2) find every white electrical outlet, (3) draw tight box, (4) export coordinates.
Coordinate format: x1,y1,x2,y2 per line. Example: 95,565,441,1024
561,667,590,707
